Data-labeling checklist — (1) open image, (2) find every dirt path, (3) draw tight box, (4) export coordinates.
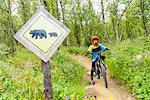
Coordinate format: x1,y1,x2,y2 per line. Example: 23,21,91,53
71,54,136,100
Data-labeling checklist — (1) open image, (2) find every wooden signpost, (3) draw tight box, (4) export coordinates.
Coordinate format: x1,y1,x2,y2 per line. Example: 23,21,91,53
13,4,70,100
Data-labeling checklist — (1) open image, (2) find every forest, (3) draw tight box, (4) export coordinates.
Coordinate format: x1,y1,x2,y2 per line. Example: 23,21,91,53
0,0,150,100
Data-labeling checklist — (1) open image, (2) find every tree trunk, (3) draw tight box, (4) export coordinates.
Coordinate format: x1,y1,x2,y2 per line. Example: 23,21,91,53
20,0,28,24
115,23,120,42
111,18,116,37
115,0,132,42
41,60,53,100
56,0,59,20
140,0,148,36
112,0,120,42
79,15,83,46
60,1,65,21
100,0,110,43
60,1,68,46
51,1,55,16
126,20,130,38
8,0,17,53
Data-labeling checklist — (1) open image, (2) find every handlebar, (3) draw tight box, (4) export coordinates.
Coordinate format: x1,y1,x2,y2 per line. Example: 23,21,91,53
87,48,109,55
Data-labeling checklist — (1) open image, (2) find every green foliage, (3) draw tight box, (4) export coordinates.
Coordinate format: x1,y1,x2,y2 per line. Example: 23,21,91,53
0,47,86,99
8,47,40,68
65,46,88,56
41,0,57,18
64,37,150,99
1,0,150,50
57,0,106,46
105,37,150,99
0,43,10,60
52,49,86,99
107,0,150,41
0,61,44,100
0,0,150,99
18,0,33,24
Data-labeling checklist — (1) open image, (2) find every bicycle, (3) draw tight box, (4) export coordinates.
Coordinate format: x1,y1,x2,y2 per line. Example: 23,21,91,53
94,54,108,88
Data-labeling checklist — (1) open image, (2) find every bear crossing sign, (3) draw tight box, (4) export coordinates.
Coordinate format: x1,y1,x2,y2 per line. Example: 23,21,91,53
14,5,70,62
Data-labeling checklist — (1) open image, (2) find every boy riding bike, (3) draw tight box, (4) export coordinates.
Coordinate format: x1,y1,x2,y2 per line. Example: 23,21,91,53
87,36,109,85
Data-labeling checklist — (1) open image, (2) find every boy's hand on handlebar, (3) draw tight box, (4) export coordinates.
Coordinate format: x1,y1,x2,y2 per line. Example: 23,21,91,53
87,51,90,55
87,51,93,55
86,51,91,56
105,48,110,50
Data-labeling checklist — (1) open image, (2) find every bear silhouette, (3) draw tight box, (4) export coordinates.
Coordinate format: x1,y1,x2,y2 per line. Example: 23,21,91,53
49,32,58,37
30,30,47,39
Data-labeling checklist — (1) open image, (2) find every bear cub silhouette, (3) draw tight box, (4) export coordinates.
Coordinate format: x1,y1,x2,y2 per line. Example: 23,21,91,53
49,32,58,37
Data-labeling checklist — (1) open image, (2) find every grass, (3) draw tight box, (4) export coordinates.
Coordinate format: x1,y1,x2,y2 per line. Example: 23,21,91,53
65,36,150,100
1,36,149,99
66,46,88,56
0,46,86,100
106,37,150,99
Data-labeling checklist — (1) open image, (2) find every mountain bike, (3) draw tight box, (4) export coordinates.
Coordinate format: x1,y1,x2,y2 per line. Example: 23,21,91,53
94,54,108,88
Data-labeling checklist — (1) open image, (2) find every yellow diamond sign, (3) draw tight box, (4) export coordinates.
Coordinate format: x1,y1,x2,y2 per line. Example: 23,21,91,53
23,15,63,54
14,7,70,62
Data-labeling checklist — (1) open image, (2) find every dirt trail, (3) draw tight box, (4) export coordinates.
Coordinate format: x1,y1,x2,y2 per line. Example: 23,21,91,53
72,54,136,100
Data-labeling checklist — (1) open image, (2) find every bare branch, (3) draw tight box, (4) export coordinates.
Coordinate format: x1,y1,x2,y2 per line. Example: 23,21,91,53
117,0,132,25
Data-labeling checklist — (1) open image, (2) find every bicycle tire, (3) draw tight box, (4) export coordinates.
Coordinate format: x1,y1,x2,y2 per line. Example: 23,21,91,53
101,62,108,88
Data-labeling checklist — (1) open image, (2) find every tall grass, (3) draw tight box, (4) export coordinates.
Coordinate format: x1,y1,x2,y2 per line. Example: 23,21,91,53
0,47,86,99
106,37,150,99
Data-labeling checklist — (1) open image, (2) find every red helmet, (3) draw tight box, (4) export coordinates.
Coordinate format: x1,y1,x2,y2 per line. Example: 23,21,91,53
91,36,99,43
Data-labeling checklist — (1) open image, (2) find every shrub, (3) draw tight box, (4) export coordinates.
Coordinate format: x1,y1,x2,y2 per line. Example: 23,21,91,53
0,47,86,99
106,37,150,99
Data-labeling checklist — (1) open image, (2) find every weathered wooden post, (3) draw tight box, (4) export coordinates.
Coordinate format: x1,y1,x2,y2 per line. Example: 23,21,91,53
38,4,53,100
41,60,53,99
13,2,70,100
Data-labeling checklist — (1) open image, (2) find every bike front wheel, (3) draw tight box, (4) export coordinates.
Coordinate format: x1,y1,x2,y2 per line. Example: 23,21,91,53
101,62,108,88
